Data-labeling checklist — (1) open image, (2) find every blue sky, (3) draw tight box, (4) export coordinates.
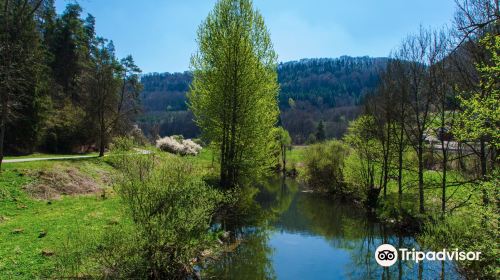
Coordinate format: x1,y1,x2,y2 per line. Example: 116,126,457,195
55,0,457,73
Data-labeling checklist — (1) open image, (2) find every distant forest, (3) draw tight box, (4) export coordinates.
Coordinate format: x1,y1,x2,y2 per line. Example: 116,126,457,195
138,56,388,143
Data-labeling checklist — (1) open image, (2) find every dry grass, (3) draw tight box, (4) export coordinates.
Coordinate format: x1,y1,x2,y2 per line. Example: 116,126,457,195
23,165,107,200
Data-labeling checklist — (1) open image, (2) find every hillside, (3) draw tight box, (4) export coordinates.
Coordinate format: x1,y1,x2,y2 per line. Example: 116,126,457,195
138,56,388,143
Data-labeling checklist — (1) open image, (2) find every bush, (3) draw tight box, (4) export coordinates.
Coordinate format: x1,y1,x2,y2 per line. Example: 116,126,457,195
419,177,499,279
420,205,499,279
55,155,224,279
303,140,348,192
110,136,135,152
192,138,206,147
128,124,149,146
111,154,223,278
155,136,202,156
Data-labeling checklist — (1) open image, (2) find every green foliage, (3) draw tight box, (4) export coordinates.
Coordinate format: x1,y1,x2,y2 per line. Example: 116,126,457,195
139,57,384,144
42,101,92,153
270,127,291,170
303,140,348,192
188,0,279,187
0,0,49,157
109,136,135,152
306,133,317,144
105,154,224,278
344,115,381,192
376,192,421,225
315,120,326,142
420,178,499,280
455,34,500,149
1,1,142,159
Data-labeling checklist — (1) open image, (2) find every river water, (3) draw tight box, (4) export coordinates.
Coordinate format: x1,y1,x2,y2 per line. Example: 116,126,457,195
202,177,460,280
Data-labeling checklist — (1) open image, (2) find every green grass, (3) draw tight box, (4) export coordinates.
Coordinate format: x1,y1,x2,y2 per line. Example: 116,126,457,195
0,159,122,279
287,146,306,166
184,146,306,178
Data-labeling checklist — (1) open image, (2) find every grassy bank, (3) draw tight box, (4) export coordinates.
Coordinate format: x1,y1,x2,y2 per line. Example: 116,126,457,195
299,140,498,279
0,159,121,278
1,148,227,278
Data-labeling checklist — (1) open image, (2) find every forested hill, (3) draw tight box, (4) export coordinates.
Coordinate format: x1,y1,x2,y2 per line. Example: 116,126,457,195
140,72,193,112
138,56,388,143
277,56,388,108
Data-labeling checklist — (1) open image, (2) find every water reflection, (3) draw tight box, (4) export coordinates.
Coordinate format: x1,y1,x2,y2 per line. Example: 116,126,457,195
203,177,460,280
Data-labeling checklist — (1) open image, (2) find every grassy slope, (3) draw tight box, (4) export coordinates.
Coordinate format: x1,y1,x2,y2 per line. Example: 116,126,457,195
0,159,121,279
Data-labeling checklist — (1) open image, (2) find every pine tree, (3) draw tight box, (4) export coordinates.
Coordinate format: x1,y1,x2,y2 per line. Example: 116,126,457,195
315,120,326,141
0,0,46,169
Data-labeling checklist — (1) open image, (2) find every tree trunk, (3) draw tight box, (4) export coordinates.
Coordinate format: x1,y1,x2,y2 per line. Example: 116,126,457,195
480,138,489,205
418,142,425,214
418,261,424,280
0,118,5,171
397,125,404,209
99,113,106,157
99,129,105,157
480,138,487,177
282,144,286,175
441,152,447,217
0,100,8,171
382,122,391,198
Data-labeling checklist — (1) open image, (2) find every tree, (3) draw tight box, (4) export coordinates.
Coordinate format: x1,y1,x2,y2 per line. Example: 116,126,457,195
85,39,141,157
271,127,291,174
456,34,499,150
378,59,410,206
49,3,92,102
114,55,143,135
365,69,398,199
455,35,499,199
0,0,45,169
188,0,279,188
451,0,499,179
41,3,96,153
315,120,326,142
344,115,382,207
393,27,447,214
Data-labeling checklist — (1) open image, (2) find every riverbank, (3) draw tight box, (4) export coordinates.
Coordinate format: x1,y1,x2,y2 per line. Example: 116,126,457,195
1,145,496,279
296,140,498,279
1,148,233,278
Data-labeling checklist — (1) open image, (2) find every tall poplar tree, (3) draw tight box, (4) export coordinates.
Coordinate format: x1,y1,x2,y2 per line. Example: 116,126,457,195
188,0,279,188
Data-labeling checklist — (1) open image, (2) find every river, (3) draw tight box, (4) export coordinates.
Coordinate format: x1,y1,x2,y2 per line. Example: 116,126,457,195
202,177,460,280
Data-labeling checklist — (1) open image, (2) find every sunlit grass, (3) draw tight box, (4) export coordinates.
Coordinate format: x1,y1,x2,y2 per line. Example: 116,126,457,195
0,159,121,278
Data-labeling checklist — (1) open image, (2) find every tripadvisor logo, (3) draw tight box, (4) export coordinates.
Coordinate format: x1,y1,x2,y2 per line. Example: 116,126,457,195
374,244,481,267
375,244,398,267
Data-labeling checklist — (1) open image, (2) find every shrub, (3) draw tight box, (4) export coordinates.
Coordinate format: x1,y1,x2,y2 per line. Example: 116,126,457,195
192,138,206,147
56,154,224,279
110,136,135,152
128,124,149,146
155,136,202,156
420,201,499,279
303,140,348,192
114,154,223,278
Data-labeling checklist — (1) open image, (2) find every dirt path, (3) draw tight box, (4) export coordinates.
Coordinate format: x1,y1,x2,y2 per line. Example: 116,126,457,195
3,155,99,163
3,148,151,164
